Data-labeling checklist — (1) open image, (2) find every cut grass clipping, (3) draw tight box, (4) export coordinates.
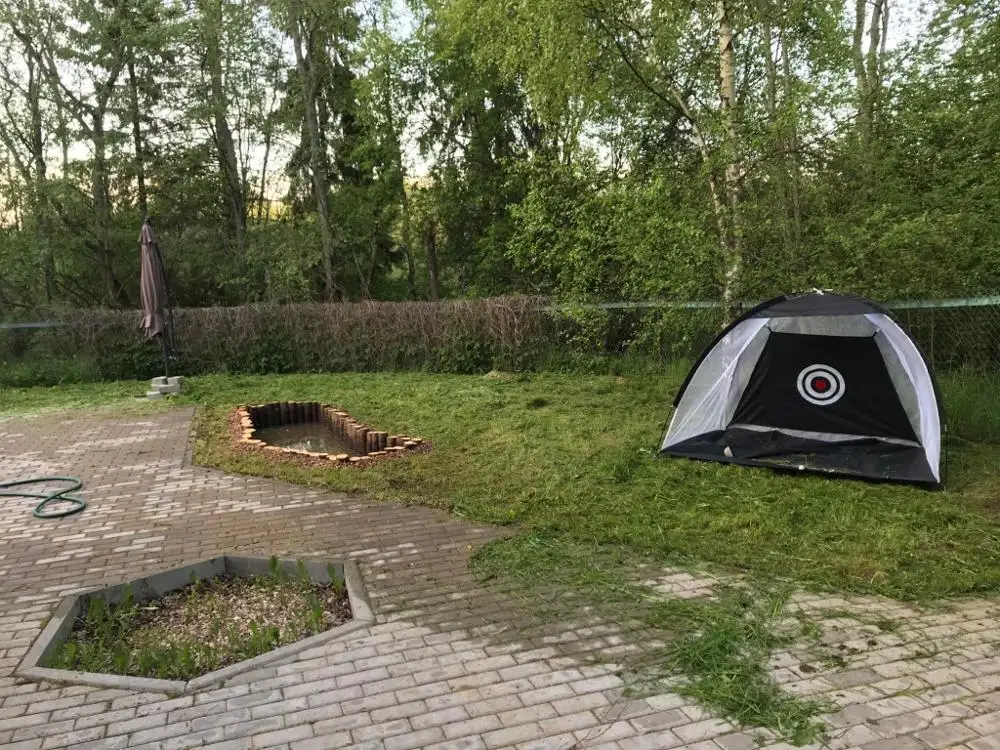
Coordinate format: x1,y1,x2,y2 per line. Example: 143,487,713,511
50,559,350,681
9,371,1000,742
644,590,826,744
475,534,828,744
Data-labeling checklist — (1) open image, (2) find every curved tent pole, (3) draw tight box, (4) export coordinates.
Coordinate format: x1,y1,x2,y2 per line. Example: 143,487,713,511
670,294,788,408
659,294,788,453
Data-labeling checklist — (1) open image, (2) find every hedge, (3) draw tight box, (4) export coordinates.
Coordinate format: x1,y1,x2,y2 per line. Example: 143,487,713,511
3,296,997,387
2,298,559,384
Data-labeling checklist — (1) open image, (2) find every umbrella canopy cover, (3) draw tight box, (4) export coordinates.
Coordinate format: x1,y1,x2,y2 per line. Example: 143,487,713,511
139,221,167,340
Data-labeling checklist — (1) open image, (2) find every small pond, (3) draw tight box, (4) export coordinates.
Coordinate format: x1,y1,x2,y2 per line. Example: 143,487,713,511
254,424,358,455
235,401,427,466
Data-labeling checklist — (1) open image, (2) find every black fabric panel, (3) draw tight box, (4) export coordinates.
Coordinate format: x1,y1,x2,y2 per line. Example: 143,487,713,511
751,293,880,318
661,427,937,485
731,332,917,441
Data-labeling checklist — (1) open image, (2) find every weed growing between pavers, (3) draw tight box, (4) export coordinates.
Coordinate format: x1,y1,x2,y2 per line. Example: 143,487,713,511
50,559,350,681
647,592,828,744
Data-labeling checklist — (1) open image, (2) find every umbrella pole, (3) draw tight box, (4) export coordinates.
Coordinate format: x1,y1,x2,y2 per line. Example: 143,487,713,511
159,333,170,379
153,241,175,356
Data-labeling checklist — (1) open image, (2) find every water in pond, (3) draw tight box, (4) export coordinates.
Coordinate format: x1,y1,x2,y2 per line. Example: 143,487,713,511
255,423,358,455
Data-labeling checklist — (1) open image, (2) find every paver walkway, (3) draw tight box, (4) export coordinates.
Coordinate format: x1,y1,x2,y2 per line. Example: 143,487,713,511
1,408,999,750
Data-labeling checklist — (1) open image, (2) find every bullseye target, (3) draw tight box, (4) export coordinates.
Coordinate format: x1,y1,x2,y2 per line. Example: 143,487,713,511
796,364,845,406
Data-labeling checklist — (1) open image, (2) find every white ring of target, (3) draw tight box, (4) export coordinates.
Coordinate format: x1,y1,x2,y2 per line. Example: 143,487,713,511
796,364,845,406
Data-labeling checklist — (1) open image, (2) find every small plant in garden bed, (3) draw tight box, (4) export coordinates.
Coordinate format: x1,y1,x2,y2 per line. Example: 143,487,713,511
49,561,350,681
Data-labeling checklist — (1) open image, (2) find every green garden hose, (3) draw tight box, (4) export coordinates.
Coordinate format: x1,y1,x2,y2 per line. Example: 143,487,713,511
0,477,87,519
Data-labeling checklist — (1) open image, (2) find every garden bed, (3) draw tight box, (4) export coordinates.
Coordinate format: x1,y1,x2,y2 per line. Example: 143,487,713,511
47,560,353,682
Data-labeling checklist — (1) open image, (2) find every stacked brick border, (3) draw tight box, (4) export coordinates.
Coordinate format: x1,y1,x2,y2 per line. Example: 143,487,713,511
231,402,430,469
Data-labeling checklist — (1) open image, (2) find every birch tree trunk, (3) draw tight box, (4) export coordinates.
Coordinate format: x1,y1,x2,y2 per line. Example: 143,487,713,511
763,20,793,254
717,0,744,323
854,0,886,146
201,0,247,257
288,4,339,300
590,2,744,322
127,56,149,217
865,0,886,137
780,30,803,247
853,0,869,143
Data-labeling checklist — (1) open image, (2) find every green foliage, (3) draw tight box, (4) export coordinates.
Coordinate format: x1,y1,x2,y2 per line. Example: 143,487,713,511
329,571,346,596
938,371,1000,444
295,559,309,582
2,0,999,326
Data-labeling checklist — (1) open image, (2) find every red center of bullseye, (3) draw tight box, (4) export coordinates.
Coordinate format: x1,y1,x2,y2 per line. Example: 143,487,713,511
812,377,831,392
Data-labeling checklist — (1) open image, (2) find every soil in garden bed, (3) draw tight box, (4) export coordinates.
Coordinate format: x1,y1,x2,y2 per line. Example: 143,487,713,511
50,574,351,681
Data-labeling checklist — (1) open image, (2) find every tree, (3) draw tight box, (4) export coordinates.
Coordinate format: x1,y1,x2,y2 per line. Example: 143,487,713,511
195,0,248,258
0,0,997,321
356,2,420,298
716,0,744,320
271,0,354,300
853,0,888,147
0,20,54,302
10,0,134,306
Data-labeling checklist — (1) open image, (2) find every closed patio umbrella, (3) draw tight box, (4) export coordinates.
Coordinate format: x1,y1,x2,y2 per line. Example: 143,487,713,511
139,217,172,378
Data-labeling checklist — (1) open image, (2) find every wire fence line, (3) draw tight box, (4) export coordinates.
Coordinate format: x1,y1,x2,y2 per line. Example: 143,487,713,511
541,294,1000,374
2,295,999,381
543,295,1000,312
0,321,63,330
891,303,1000,373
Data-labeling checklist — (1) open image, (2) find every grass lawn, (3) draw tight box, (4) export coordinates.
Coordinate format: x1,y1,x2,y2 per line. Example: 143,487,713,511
3,369,1000,741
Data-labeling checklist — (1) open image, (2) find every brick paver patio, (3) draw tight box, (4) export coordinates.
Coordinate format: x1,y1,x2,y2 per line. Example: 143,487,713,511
1,408,999,750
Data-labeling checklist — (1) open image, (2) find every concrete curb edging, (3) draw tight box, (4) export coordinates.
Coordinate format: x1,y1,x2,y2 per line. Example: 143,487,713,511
16,556,374,695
